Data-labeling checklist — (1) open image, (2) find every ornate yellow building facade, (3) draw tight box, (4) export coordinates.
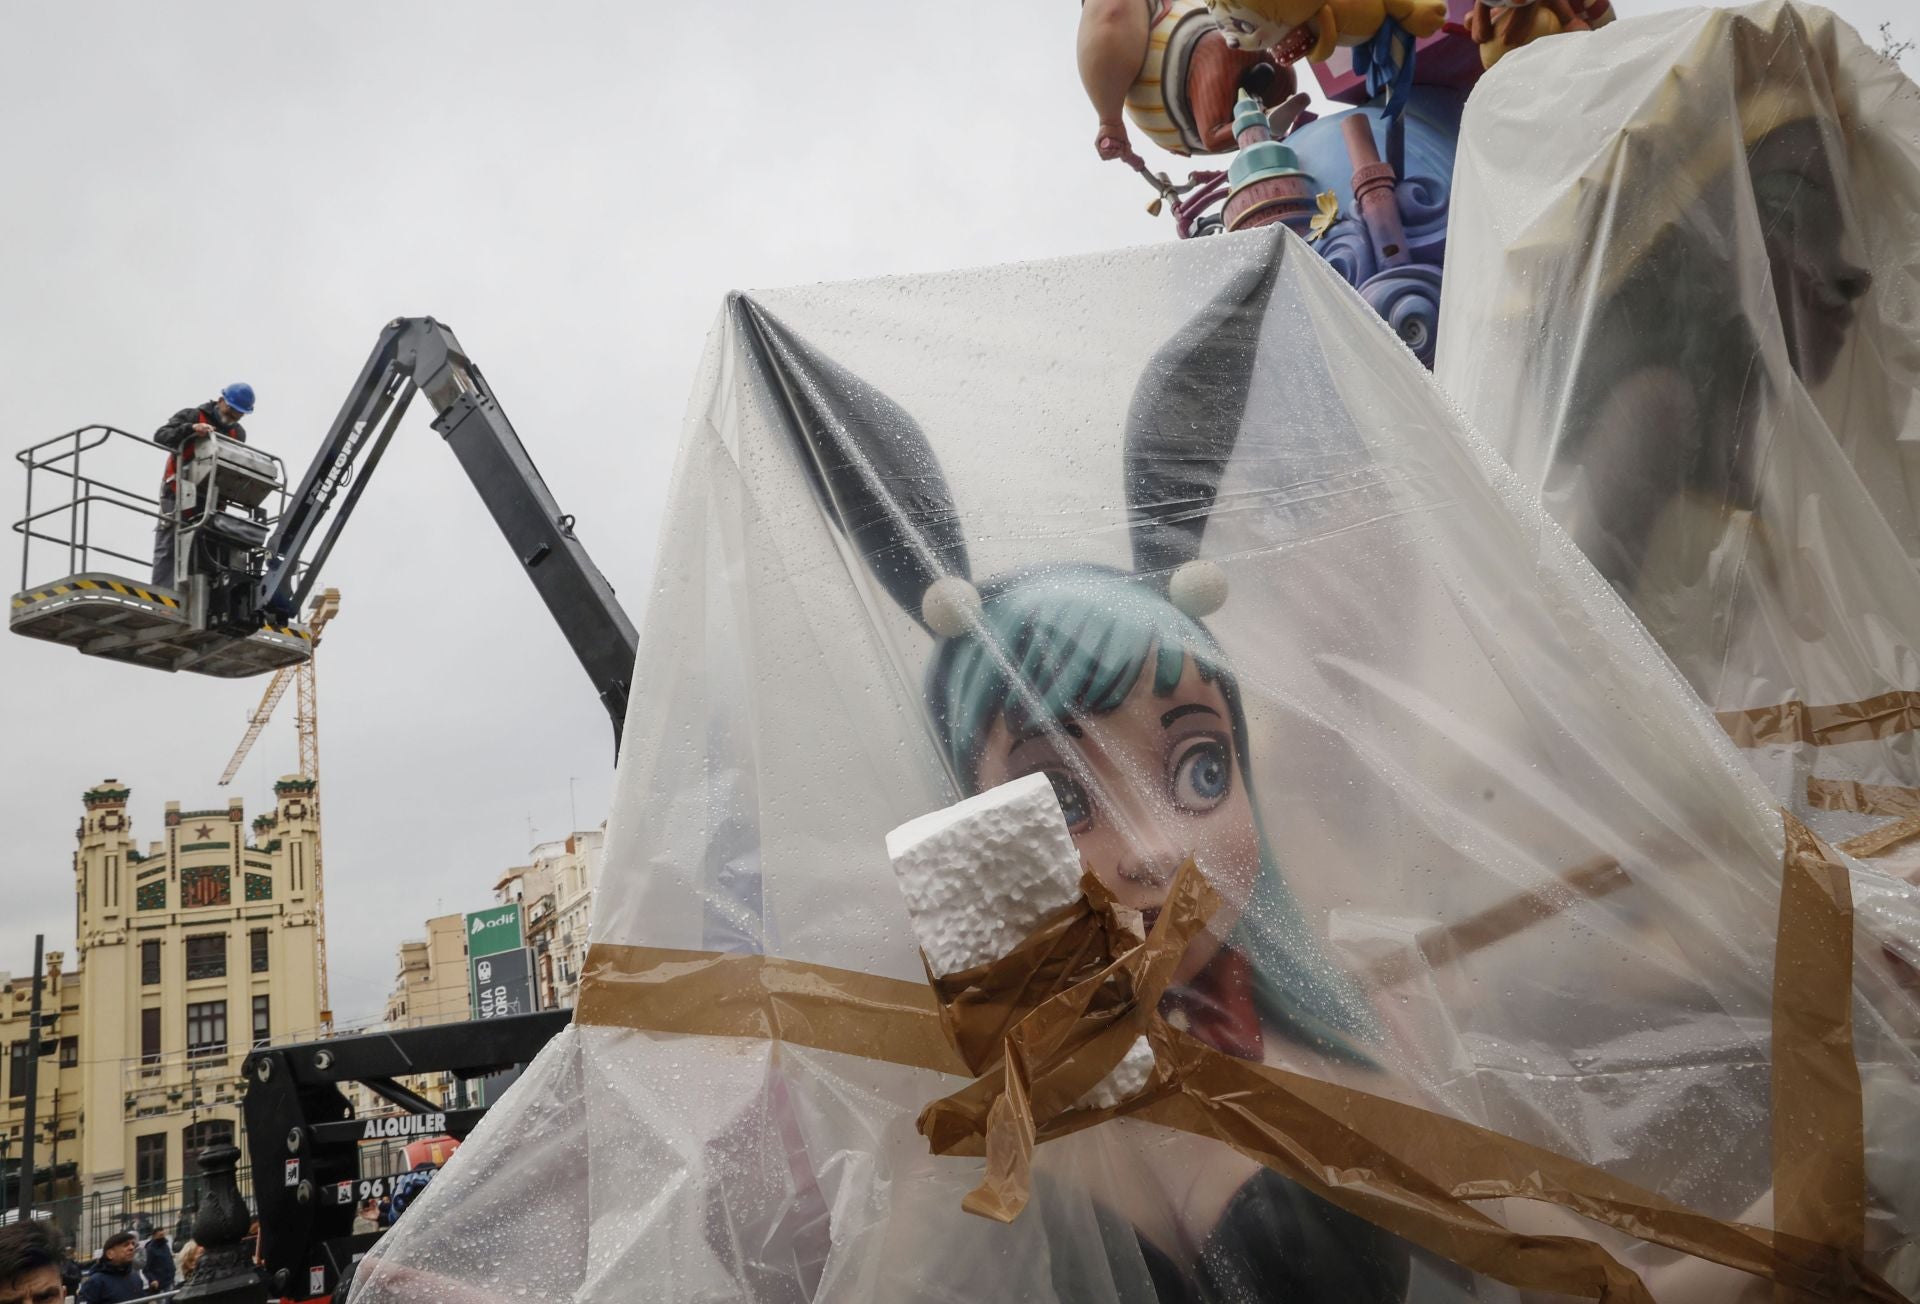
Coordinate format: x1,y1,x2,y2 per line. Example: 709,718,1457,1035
0,777,324,1207
1,953,83,1207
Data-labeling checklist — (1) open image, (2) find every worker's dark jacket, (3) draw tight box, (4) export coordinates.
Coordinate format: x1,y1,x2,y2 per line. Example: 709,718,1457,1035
154,403,247,489
75,1260,148,1304
143,1236,176,1290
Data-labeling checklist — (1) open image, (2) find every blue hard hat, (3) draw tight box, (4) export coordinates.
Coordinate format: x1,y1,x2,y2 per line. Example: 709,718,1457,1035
220,382,255,414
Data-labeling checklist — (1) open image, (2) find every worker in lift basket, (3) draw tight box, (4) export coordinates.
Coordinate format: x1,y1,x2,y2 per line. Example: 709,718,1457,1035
151,381,253,588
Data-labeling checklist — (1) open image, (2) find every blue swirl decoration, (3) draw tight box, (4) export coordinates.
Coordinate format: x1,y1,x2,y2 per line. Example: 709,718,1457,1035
1359,264,1444,367
1314,217,1378,288
1394,172,1450,246
1349,20,1418,120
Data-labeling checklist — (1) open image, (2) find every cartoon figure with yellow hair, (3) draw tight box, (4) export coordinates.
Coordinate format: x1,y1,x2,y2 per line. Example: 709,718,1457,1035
1204,0,1448,64
1080,0,1311,160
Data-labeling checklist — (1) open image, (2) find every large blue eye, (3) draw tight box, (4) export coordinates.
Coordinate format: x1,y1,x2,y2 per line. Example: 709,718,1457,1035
1170,739,1231,812
1045,769,1093,832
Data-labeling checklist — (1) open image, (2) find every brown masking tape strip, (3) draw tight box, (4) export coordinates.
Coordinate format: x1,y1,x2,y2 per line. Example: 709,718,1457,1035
1140,1042,1885,1301
932,862,1679,1301
1804,777,1920,818
1772,816,1866,1266
932,856,1889,1301
922,861,1211,1199
575,815,1883,1300
577,930,1892,1299
1144,1015,1662,1302
577,943,966,1077
1838,811,1920,860
1718,689,1920,748
1366,856,1629,989
924,881,1132,1076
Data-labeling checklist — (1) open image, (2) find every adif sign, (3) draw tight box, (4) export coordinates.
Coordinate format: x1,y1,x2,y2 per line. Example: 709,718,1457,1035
464,904,523,959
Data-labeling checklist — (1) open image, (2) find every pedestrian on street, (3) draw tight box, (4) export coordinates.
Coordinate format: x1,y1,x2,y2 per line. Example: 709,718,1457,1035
142,1228,175,1293
75,1231,146,1304
351,1197,381,1235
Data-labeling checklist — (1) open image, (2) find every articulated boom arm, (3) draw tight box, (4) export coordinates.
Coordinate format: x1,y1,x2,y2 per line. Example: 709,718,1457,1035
260,317,638,741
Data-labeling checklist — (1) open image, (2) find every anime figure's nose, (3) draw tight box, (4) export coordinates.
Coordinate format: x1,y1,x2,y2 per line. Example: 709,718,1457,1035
1114,824,1188,892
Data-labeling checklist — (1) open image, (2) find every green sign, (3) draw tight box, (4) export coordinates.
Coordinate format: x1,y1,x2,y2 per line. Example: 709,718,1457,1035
464,904,524,960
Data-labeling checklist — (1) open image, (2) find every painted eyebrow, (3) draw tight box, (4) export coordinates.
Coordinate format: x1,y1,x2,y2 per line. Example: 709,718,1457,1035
1008,717,1085,753
1160,703,1221,728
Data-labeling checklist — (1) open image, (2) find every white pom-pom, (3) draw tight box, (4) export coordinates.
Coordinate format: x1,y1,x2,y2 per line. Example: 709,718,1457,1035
921,576,983,638
1168,560,1228,618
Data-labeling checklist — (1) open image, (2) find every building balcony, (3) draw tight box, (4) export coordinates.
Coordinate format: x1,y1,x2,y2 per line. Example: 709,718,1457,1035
121,1046,242,1098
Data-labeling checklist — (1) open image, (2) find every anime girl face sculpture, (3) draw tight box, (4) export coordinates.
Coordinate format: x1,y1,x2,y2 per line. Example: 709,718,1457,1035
935,567,1262,985
743,244,1378,1063
974,649,1253,922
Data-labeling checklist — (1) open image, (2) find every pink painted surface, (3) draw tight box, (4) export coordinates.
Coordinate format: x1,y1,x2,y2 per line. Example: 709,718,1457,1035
1307,0,1481,103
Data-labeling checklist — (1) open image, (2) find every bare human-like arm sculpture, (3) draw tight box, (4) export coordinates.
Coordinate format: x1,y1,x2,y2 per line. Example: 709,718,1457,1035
1078,0,1151,162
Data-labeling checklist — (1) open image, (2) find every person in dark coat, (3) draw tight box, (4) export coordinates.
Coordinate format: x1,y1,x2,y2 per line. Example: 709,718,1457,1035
150,381,253,587
142,1228,175,1293
75,1231,146,1303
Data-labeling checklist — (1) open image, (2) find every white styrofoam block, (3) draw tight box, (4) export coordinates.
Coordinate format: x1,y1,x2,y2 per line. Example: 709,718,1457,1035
1075,1036,1156,1111
887,775,1157,1109
886,772,1084,978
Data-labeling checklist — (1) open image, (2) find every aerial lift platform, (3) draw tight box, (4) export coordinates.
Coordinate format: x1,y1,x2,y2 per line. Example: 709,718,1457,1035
10,317,638,740
12,424,313,676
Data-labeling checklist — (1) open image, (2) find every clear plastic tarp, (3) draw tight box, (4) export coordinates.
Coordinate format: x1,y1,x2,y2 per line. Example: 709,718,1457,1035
1436,1,1920,877
354,217,1919,1300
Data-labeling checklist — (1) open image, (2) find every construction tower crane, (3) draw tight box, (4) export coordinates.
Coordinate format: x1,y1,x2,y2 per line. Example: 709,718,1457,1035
222,589,341,782
220,588,342,1029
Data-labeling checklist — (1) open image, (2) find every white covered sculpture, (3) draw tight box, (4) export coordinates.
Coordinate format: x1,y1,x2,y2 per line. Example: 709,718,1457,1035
352,95,1917,1296
1438,1,1920,878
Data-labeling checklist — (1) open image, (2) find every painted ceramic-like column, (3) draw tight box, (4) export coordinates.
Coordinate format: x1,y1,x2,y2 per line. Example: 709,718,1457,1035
1342,114,1411,269
1223,91,1318,233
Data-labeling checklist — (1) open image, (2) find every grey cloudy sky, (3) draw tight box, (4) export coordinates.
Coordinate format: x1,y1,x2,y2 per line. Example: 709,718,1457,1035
2,0,1912,1030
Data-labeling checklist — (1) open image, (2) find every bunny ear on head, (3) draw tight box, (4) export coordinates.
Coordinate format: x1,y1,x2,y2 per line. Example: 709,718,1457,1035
732,294,977,637
1124,234,1286,618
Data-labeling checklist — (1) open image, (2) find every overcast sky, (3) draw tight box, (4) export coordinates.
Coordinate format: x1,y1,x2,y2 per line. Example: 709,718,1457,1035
2,1,1912,1031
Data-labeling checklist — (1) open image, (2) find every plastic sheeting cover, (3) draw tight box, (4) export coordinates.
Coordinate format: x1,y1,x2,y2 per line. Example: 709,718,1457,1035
1436,1,1920,871
358,221,1918,1301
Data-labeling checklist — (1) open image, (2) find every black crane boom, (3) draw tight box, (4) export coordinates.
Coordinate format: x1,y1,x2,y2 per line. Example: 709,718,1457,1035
260,317,637,741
